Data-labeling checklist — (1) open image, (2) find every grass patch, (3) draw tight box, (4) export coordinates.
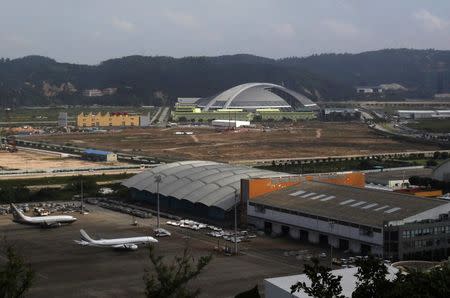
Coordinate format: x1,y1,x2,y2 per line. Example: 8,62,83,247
407,119,450,133
0,106,156,125
0,173,133,188
258,158,436,174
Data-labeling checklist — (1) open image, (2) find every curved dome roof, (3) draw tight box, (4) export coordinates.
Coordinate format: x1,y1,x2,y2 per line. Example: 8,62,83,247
122,160,290,211
197,83,318,111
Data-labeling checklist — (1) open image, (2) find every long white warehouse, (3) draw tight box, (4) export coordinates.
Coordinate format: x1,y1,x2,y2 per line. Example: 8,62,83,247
212,119,250,128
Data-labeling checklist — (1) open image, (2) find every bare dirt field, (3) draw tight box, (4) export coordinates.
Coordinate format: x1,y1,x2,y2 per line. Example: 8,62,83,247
0,149,123,171
27,122,439,162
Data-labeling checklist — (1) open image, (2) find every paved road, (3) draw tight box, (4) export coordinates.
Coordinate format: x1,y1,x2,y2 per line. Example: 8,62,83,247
149,107,162,125
155,107,170,127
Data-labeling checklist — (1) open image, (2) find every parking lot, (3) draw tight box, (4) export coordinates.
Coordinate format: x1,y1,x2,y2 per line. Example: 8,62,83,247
0,204,337,297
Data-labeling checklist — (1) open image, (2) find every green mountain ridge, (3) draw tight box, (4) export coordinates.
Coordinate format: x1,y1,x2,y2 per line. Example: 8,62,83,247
0,49,449,107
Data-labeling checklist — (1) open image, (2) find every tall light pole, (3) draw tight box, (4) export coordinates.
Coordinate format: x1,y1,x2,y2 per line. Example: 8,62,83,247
329,220,335,268
80,178,84,214
234,189,238,255
155,175,162,229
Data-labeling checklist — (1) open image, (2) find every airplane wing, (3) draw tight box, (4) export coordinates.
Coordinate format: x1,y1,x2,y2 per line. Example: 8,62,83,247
41,221,62,228
112,244,138,251
74,240,98,247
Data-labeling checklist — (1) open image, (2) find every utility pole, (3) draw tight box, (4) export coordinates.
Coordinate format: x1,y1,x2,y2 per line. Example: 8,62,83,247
155,175,162,229
329,221,335,268
234,189,238,255
80,178,84,214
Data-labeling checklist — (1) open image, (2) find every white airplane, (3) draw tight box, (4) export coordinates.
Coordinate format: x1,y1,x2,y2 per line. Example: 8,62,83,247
10,203,77,228
74,229,158,251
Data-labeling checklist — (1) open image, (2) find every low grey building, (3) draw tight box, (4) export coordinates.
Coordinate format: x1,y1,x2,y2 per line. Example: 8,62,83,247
139,112,151,127
365,167,432,190
57,112,68,127
247,180,450,260
82,149,117,162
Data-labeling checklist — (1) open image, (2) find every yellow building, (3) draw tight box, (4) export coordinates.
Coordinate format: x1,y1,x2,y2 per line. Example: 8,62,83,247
77,112,140,127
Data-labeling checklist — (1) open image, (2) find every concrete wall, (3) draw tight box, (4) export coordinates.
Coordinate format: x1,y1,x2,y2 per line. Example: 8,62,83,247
248,205,383,256
248,205,382,246
264,280,298,298
139,114,150,127
390,202,450,226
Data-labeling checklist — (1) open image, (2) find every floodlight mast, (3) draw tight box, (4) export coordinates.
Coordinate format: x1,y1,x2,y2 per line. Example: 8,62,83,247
234,189,238,255
155,175,162,229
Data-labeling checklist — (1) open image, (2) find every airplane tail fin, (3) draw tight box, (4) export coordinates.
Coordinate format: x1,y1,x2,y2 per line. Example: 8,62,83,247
80,229,94,242
10,203,27,221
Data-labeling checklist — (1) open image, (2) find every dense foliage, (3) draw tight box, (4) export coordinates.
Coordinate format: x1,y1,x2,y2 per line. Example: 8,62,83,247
0,243,35,298
64,175,98,195
144,246,212,298
352,257,393,298
280,48,450,97
0,54,347,107
292,257,450,298
2,49,449,107
291,258,344,298
409,174,450,193
234,286,261,298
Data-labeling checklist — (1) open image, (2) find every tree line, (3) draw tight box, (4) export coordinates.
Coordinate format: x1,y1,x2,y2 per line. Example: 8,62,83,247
2,49,450,107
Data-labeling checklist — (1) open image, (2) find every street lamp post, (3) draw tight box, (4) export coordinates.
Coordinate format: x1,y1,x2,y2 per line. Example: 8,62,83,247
155,175,162,229
329,220,335,268
80,178,84,214
234,189,238,255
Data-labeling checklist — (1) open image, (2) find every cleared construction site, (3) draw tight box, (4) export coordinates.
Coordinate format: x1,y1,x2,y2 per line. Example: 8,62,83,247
25,122,439,163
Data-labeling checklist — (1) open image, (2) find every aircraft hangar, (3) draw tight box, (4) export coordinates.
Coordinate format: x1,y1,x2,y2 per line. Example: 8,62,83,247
122,160,289,221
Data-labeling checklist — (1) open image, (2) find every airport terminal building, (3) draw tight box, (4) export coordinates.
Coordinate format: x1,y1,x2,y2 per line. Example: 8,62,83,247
123,161,450,260
193,82,319,112
245,179,450,260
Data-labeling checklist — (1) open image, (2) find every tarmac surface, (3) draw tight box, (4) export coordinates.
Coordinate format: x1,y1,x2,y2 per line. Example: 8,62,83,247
0,204,333,298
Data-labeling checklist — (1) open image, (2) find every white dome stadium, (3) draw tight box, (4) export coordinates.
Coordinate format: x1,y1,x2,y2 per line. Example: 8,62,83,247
196,82,318,111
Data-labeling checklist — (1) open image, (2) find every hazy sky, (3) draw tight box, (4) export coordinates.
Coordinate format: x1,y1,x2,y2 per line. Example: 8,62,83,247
1,0,450,64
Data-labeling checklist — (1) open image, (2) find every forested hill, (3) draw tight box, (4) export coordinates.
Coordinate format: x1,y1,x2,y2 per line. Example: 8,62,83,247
0,49,449,107
280,49,450,98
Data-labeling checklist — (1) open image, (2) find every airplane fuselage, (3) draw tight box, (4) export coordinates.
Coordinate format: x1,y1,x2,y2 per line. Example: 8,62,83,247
76,229,158,250
88,236,155,246
10,203,77,227
14,215,77,225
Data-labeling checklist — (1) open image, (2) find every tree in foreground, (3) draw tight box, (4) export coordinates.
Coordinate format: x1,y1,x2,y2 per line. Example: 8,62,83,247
235,285,261,298
352,256,392,298
291,258,344,298
353,257,450,298
387,264,450,298
0,243,35,298
144,246,212,298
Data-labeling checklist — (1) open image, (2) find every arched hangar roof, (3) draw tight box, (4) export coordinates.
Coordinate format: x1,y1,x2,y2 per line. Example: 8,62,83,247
122,160,290,211
197,82,318,111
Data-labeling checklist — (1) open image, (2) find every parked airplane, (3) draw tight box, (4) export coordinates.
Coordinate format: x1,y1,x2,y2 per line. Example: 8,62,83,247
10,203,77,228
74,229,158,251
